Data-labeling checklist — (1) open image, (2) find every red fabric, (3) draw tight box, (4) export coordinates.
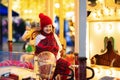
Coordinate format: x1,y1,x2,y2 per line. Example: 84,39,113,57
53,58,71,80
35,33,59,57
0,77,12,80
8,73,19,80
0,73,19,80
39,13,52,30
0,60,33,69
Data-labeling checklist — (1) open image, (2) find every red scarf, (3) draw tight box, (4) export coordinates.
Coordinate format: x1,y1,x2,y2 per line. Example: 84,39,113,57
35,31,59,57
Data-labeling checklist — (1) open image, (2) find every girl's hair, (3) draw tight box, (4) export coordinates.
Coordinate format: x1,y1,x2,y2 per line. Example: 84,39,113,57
52,25,55,33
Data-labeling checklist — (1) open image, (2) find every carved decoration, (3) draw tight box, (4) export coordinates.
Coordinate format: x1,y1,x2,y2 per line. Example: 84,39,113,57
91,36,120,67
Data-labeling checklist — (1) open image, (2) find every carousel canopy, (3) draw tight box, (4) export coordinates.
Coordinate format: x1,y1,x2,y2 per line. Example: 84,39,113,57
0,3,19,16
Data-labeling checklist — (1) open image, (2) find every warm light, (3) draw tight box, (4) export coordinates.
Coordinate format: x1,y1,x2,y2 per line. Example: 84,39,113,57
70,3,74,7
106,23,113,33
24,10,28,13
118,25,120,32
106,69,112,75
97,10,102,17
90,42,94,57
98,0,104,3
109,8,115,16
13,4,19,10
94,67,100,73
94,23,102,33
93,67,103,77
54,3,60,8
29,10,32,13
66,12,74,18
103,7,109,16
91,12,97,18
24,10,32,14
90,43,93,53
116,9,120,16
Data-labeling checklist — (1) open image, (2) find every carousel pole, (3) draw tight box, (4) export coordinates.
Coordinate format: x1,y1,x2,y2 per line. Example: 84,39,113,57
79,0,87,80
59,0,65,45
74,0,79,79
45,0,54,20
8,0,13,60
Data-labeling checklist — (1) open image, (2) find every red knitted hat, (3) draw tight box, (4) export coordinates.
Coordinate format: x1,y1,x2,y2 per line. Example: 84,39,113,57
39,13,52,30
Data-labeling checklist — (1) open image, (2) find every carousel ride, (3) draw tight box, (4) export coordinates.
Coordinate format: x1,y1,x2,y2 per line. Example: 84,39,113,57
0,23,74,80
0,51,57,80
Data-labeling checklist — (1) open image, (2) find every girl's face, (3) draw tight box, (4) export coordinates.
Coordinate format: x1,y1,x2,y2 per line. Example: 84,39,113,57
43,24,53,34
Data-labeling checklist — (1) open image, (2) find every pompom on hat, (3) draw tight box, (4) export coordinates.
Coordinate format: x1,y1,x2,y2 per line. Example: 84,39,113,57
39,13,53,30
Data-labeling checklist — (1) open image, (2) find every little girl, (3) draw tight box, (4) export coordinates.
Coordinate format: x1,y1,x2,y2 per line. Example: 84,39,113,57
35,13,72,80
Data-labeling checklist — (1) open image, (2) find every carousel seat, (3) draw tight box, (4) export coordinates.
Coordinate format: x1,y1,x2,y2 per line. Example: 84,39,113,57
37,51,74,80
37,51,56,79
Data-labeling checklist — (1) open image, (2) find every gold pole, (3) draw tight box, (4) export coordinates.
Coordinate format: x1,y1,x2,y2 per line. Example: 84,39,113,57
74,0,80,80
50,0,54,20
59,0,65,45
8,0,13,60
46,0,54,20
74,0,79,53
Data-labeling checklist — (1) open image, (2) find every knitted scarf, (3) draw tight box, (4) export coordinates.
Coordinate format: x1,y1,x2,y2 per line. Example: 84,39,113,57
35,31,59,57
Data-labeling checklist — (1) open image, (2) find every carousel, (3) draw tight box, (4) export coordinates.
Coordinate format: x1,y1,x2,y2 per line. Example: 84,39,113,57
1,0,120,80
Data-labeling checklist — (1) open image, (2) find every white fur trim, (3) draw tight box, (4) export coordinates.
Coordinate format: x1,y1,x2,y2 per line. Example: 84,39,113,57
54,33,62,60
35,34,46,45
